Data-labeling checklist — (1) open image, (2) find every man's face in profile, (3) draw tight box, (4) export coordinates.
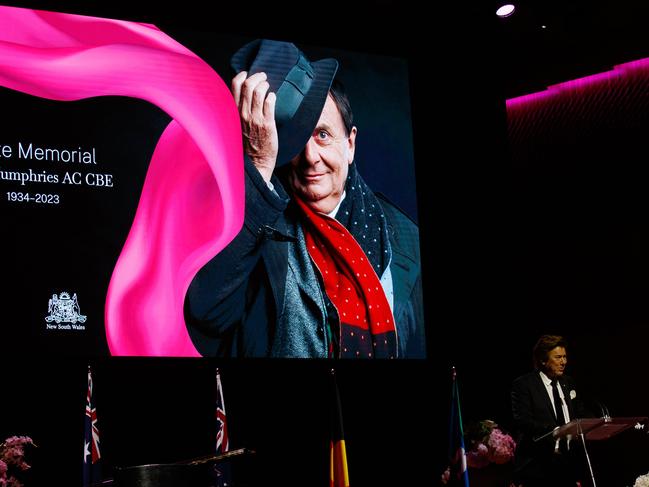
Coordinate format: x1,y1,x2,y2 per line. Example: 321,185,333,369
289,94,356,214
543,346,567,379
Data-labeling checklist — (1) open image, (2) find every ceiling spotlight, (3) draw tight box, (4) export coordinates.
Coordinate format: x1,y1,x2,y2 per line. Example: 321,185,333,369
496,4,516,18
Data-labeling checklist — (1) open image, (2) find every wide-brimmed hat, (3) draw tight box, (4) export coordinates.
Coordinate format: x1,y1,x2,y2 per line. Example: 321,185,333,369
231,39,338,165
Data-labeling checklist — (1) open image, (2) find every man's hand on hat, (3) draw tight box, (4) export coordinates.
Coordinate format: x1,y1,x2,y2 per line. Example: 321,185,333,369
231,71,278,183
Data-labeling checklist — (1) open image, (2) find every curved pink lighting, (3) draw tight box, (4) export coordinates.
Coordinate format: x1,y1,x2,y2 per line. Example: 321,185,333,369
0,6,245,356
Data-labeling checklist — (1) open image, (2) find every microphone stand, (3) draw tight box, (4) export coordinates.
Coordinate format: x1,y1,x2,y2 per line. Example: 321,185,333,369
577,418,600,487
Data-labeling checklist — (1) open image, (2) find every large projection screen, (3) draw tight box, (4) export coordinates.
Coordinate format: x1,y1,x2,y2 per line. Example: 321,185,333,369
0,6,424,358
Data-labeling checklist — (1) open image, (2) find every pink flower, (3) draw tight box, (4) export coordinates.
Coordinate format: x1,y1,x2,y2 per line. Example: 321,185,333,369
2,439,32,449
0,435,34,485
465,421,517,469
6,477,23,487
487,428,516,465
467,443,491,468
0,447,29,471
440,467,451,484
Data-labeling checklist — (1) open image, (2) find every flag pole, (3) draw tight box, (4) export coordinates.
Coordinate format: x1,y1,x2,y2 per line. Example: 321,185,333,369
330,368,350,487
214,367,230,487
448,365,469,486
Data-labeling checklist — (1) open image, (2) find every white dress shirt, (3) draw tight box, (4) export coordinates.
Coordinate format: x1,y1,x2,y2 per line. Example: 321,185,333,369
539,371,572,450
539,371,571,423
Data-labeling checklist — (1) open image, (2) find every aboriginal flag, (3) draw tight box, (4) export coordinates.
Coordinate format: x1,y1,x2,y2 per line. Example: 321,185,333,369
330,370,350,487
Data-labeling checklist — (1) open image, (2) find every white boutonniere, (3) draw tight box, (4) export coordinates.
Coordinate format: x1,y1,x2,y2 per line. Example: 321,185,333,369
570,390,577,400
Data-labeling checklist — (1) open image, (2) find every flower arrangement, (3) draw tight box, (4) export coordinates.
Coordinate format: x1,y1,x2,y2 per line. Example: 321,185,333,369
634,473,649,487
0,436,35,487
464,420,516,469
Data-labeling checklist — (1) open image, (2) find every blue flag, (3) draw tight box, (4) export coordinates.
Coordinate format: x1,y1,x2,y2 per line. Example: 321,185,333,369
83,366,102,486
447,367,469,486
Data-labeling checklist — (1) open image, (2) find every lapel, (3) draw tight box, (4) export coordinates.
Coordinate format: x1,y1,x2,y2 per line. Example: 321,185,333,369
262,217,290,319
390,247,418,323
383,210,418,324
533,372,558,423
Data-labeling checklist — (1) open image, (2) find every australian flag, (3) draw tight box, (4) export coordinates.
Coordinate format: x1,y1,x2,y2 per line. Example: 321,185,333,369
214,369,231,487
83,366,101,486
446,367,469,486
215,369,229,454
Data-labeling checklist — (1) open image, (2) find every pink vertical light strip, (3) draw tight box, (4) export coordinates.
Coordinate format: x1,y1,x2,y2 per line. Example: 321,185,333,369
0,6,244,356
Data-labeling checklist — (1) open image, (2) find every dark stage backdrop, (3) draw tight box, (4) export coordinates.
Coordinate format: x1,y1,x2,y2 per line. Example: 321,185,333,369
2,1,649,487
2,358,446,487
440,3,649,487
0,2,441,487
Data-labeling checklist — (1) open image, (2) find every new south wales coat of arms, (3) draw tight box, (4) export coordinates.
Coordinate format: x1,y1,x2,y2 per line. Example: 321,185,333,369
45,292,87,324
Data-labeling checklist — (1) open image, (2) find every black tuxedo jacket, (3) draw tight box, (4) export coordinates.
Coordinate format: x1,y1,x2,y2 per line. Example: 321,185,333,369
511,371,587,485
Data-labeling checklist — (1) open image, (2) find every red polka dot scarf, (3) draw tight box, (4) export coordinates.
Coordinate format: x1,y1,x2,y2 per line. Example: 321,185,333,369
293,166,398,358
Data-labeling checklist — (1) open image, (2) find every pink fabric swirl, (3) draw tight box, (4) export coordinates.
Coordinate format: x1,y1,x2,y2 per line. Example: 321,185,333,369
0,6,244,356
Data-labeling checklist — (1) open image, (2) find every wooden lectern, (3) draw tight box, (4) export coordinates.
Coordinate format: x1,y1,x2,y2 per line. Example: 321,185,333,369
535,417,648,487
552,416,647,441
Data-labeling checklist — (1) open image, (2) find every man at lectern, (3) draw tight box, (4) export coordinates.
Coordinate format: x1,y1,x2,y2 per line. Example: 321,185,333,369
511,335,590,487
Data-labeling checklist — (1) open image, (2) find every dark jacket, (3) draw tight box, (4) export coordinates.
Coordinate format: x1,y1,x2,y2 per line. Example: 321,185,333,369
511,371,588,485
184,159,425,358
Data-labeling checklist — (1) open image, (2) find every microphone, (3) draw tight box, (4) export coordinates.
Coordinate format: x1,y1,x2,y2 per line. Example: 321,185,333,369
591,398,611,421
601,402,611,421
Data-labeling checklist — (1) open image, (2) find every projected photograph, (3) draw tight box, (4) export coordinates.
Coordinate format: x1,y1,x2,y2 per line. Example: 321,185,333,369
0,6,424,358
